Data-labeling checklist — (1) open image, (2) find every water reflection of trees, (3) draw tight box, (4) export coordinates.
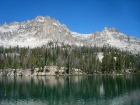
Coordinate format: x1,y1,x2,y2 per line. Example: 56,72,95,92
0,75,140,104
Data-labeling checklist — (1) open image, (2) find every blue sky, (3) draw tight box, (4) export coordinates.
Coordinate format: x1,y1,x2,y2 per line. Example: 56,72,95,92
0,0,140,38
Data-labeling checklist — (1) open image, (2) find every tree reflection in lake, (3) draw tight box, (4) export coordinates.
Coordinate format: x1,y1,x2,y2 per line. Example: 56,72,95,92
0,75,140,105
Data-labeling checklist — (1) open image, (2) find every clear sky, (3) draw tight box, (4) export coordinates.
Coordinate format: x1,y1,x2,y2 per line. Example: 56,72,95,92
0,0,140,38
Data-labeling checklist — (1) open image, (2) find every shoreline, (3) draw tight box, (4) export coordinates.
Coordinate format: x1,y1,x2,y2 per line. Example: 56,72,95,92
0,69,138,76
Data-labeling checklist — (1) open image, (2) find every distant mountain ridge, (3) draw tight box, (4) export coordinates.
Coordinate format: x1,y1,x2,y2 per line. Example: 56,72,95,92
0,16,140,54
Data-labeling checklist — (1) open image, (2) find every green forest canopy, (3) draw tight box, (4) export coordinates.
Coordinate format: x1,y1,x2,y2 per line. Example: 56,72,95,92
0,42,140,74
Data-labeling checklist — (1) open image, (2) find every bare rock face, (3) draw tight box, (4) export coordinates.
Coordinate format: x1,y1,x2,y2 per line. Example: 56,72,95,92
0,16,140,54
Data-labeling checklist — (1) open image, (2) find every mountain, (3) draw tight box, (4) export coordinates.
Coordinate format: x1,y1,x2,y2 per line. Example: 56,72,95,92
0,16,140,54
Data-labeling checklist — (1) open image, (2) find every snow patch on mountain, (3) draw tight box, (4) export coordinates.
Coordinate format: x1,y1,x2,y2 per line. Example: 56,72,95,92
71,32,91,39
97,53,104,62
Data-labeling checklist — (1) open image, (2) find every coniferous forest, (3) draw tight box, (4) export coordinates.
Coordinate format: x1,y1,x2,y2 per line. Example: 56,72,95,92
0,42,140,74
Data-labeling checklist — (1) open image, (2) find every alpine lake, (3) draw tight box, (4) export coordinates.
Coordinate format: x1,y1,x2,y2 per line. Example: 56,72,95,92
0,74,140,105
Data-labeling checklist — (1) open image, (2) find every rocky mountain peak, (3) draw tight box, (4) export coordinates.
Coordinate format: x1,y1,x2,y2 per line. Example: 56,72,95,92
3,22,9,28
35,16,44,20
102,27,120,33
0,16,140,54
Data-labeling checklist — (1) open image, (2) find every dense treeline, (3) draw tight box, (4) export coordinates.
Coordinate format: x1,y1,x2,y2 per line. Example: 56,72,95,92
0,42,140,74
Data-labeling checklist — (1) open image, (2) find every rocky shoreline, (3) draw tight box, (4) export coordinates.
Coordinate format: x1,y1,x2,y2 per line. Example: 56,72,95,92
0,66,84,76
0,66,138,76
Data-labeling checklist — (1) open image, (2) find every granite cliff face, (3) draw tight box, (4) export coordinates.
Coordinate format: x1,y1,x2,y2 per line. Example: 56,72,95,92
0,16,140,53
